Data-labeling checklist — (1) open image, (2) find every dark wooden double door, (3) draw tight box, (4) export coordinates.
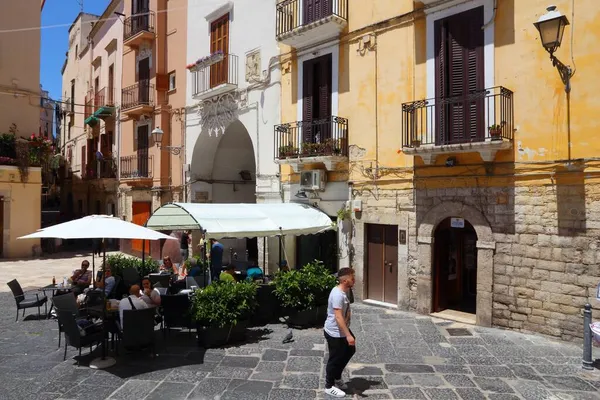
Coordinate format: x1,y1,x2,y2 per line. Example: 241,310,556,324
366,224,398,305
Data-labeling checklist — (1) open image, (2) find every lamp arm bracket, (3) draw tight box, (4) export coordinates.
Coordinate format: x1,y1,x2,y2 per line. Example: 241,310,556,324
550,54,573,93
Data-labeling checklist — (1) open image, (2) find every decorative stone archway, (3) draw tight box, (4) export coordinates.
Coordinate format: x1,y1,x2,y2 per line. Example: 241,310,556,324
416,202,495,326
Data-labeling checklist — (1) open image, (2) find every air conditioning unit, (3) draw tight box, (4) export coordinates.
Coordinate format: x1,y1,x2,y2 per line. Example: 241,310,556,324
300,169,326,191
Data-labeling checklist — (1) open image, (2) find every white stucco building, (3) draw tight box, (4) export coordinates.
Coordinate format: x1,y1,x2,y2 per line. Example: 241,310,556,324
185,0,282,268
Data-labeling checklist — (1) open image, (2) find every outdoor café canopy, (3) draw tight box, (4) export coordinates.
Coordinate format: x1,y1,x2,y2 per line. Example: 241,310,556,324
145,202,334,239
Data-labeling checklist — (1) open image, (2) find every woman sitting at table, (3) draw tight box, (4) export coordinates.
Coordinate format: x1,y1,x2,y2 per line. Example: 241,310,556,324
140,277,161,307
219,264,237,283
160,256,178,274
245,258,263,281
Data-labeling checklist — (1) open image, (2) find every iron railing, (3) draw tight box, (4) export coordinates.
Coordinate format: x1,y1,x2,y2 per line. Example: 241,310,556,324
84,93,94,119
84,159,117,180
274,116,348,160
192,53,238,97
401,86,514,148
276,0,348,37
94,87,115,107
124,11,155,41
120,154,153,179
122,80,154,110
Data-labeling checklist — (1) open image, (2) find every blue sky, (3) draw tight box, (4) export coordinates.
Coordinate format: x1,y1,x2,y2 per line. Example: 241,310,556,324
41,0,111,100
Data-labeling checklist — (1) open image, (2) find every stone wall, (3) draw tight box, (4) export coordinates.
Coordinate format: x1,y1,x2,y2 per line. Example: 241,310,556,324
352,179,600,342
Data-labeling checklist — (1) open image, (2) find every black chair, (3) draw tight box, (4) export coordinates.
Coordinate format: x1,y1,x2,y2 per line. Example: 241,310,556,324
149,273,171,288
7,279,48,322
121,307,156,354
57,310,104,365
51,293,88,348
160,294,193,336
122,268,140,288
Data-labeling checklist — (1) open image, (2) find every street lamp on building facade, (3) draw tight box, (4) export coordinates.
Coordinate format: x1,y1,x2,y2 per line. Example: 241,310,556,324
533,5,573,92
152,126,183,155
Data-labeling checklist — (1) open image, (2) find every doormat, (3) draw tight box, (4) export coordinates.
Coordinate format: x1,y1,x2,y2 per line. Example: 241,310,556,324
446,328,472,336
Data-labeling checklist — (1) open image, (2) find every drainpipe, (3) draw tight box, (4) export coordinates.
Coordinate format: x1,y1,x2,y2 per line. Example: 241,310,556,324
182,108,187,202
481,0,497,30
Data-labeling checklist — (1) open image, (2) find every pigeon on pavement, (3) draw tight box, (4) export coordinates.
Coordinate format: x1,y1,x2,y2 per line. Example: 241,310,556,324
282,329,294,344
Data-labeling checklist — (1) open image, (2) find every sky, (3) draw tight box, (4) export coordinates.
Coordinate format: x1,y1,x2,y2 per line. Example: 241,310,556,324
41,0,111,101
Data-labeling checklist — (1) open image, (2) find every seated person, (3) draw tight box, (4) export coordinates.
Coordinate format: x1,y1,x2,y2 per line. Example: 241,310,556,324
219,264,237,283
187,259,203,277
279,260,290,273
95,265,116,297
70,260,92,294
245,258,263,281
140,277,161,307
160,256,178,274
118,284,148,327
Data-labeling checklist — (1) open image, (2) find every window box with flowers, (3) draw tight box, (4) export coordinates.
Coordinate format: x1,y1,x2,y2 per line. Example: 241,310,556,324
0,132,53,182
186,50,225,72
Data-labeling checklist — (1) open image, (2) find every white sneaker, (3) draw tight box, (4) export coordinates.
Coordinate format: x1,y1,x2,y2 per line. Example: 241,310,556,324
324,386,346,397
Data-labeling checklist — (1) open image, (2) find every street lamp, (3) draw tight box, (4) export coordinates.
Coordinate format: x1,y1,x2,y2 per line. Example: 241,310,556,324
152,126,183,155
533,5,573,92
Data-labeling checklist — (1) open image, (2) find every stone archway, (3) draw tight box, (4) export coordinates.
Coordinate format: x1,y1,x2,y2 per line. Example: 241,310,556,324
416,202,495,326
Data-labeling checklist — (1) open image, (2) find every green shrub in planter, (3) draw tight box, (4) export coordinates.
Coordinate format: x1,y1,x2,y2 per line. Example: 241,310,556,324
273,260,337,312
105,253,159,279
191,281,258,328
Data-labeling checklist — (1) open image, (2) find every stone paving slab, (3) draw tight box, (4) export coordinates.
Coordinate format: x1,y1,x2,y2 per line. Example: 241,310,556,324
0,258,599,399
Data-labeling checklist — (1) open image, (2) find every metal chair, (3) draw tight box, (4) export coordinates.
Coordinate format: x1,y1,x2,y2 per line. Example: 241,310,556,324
7,279,48,322
51,293,88,348
122,267,140,288
121,307,156,354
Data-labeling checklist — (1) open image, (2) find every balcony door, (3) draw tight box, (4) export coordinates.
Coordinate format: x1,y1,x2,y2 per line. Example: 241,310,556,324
302,53,332,143
137,125,149,177
132,0,149,32
108,64,114,105
434,6,484,145
138,57,150,105
303,0,333,25
210,14,229,88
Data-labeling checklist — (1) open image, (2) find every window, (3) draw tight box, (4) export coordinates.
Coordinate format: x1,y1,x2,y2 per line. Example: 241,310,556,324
302,54,332,143
75,45,78,58
70,79,75,112
210,14,229,88
168,71,176,91
68,124,71,140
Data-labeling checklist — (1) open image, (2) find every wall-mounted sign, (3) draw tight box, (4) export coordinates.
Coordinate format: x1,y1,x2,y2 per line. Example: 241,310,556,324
450,218,464,228
399,229,406,245
194,191,209,203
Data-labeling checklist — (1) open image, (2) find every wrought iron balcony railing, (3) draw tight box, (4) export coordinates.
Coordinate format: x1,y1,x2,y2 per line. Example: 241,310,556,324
274,116,348,160
192,53,238,97
120,154,153,179
122,80,154,111
401,86,514,148
124,11,155,41
84,159,117,180
276,0,348,37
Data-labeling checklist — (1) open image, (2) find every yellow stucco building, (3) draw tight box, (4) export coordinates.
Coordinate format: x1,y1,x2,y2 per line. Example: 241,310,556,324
277,0,600,340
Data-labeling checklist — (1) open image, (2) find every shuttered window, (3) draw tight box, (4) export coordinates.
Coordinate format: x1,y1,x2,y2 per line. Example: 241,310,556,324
303,0,333,25
434,6,484,145
210,14,229,88
302,54,332,143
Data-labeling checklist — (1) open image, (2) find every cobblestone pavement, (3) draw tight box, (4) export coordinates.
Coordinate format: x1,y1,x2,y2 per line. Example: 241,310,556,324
0,291,598,400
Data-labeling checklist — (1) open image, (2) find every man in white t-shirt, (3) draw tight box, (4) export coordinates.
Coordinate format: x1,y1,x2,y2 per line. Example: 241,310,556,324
118,284,148,327
323,268,356,398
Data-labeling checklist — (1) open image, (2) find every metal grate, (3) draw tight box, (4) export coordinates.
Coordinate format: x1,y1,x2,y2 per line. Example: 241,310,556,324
446,328,473,337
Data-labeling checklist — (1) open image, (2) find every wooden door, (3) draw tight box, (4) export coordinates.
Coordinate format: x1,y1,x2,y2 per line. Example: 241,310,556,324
383,225,399,304
138,57,150,104
434,6,484,145
137,125,149,177
366,224,384,302
131,202,151,253
210,14,229,88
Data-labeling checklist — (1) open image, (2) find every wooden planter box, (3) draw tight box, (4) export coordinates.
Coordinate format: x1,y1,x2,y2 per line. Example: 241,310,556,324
287,305,328,329
196,320,249,348
251,284,279,326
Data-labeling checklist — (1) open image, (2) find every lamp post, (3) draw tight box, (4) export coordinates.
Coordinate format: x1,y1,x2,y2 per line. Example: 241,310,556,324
533,5,573,93
152,126,183,155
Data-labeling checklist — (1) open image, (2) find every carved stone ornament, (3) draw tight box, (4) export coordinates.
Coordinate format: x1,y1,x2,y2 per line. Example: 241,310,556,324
245,49,261,82
197,92,239,136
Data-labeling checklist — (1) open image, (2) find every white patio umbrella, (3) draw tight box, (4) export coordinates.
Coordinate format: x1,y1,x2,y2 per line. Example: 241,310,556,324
18,214,176,369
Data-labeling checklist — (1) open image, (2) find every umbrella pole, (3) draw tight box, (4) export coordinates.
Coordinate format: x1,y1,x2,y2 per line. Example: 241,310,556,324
142,240,145,267
263,237,266,272
90,239,116,369
92,252,96,289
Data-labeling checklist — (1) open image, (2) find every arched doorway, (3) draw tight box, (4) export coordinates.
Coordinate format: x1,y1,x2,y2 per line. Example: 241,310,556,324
432,218,478,314
190,120,258,262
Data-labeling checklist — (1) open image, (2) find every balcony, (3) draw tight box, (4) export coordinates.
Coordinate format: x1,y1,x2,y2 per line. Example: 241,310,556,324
121,80,154,116
120,154,153,184
401,86,514,164
123,11,155,47
83,159,117,180
191,54,238,100
276,0,348,49
274,116,348,172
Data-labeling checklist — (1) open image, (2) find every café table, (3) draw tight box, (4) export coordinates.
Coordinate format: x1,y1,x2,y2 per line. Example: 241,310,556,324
39,284,74,318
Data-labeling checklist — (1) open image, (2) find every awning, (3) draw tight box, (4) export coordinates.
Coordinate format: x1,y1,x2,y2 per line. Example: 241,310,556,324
84,116,99,126
145,202,334,239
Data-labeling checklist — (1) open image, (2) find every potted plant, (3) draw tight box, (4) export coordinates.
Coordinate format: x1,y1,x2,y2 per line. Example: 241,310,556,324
411,138,421,147
488,124,503,140
273,261,337,328
192,281,258,348
278,144,297,158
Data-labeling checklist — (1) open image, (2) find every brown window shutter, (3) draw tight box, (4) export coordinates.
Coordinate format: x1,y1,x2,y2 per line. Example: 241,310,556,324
82,145,86,175
210,14,229,88
156,73,169,91
302,59,314,142
317,54,332,141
